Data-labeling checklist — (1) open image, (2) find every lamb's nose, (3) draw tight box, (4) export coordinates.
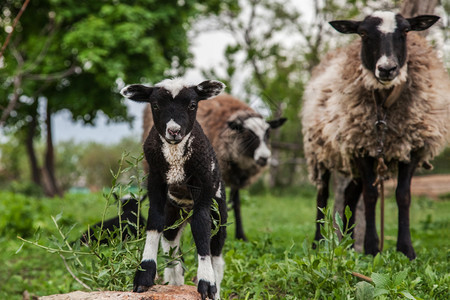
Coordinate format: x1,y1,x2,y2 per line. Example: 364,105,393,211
168,128,180,137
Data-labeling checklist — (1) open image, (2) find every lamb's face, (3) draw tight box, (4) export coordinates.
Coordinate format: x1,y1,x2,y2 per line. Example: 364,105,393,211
121,78,225,144
150,86,198,144
329,11,439,85
228,114,286,167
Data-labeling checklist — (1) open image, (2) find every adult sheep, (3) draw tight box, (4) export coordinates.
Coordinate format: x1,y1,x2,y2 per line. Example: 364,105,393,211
301,11,450,260
143,94,286,241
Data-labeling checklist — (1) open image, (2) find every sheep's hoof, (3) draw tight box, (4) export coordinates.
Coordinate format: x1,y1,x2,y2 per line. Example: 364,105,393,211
364,244,380,257
198,279,217,300
397,243,416,260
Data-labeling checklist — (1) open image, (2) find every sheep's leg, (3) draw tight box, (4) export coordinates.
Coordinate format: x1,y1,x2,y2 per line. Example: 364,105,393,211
355,156,379,256
230,188,247,241
133,176,166,293
210,193,227,297
343,178,363,240
161,204,186,285
191,202,217,300
396,152,419,260
313,169,331,248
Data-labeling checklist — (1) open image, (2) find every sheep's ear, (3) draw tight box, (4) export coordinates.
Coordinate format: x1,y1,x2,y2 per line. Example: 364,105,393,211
195,80,226,100
329,20,360,34
407,15,439,31
120,84,155,102
228,120,243,131
267,117,287,129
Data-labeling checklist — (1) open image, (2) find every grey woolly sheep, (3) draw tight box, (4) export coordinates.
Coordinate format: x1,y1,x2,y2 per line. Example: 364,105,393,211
301,11,450,260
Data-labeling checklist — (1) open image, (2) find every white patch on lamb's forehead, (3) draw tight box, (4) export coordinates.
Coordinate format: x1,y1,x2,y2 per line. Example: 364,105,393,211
371,11,397,34
155,78,190,98
243,117,270,135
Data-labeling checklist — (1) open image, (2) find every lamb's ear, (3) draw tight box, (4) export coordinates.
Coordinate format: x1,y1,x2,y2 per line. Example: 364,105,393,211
407,15,439,31
120,84,155,102
329,20,360,34
267,117,287,129
195,80,226,100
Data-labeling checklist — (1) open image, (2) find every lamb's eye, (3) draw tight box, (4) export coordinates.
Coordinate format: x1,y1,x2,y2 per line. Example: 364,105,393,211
152,103,159,110
402,28,409,36
359,31,367,39
188,102,197,110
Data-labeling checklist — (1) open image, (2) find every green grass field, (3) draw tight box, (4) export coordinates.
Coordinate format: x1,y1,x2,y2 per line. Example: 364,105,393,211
0,185,449,299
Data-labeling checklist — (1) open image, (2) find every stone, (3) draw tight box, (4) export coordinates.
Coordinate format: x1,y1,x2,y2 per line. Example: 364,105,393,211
38,285,201,300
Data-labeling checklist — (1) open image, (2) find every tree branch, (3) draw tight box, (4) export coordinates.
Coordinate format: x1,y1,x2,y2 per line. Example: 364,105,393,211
0,0,31,59
24,65,80,81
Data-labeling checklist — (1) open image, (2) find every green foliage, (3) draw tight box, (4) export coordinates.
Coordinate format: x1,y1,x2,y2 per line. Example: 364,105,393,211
1,183,449,298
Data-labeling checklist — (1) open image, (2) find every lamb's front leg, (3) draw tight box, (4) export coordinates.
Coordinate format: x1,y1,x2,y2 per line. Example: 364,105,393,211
133,177,166,292
191,204,217,300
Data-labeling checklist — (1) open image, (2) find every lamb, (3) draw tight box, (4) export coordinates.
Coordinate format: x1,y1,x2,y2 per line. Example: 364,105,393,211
120,78,228,299
143,94,286,241
79,194,146,245
301,11,450,260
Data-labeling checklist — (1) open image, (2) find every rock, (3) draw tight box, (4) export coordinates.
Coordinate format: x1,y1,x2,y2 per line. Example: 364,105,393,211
38,285,201,300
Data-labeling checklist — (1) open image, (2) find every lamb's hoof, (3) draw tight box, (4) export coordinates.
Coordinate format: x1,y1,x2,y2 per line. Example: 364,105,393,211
133,285,150,293
198,279,217,300
397,243,416,260
133,260,156,293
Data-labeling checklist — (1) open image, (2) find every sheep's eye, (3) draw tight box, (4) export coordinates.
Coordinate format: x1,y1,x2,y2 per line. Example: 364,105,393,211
359,31,367,39
188,102,197,110
402,28,409,36
152,103,159,110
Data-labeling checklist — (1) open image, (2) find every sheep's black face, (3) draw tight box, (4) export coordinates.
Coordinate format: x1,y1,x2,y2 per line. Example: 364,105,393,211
121,78,225,144
329,11,439,85
228,115,286,167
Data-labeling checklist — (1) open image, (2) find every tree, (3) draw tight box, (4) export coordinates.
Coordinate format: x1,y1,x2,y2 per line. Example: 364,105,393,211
0,0,238,196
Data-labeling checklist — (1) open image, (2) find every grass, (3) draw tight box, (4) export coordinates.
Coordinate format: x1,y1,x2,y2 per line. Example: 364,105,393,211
0,183,449,299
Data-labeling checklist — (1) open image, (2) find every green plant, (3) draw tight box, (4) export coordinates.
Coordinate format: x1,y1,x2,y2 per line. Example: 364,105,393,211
17,151,147,291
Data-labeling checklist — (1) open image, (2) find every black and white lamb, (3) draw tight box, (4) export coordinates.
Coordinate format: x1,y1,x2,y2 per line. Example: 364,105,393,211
121,78,227,299
143,93,286,241
79,194,146,245
301,11,450,260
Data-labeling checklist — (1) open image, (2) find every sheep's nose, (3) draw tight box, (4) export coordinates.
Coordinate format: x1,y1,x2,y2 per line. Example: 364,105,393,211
377,63,398,81
256,157,268,166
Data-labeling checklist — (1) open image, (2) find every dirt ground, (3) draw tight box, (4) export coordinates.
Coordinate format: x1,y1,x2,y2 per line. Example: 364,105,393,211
385,174,450,199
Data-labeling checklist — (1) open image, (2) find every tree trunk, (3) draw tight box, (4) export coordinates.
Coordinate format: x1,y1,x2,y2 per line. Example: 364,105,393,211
43,100,62,197
25,103,41,186
400,0,439,17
